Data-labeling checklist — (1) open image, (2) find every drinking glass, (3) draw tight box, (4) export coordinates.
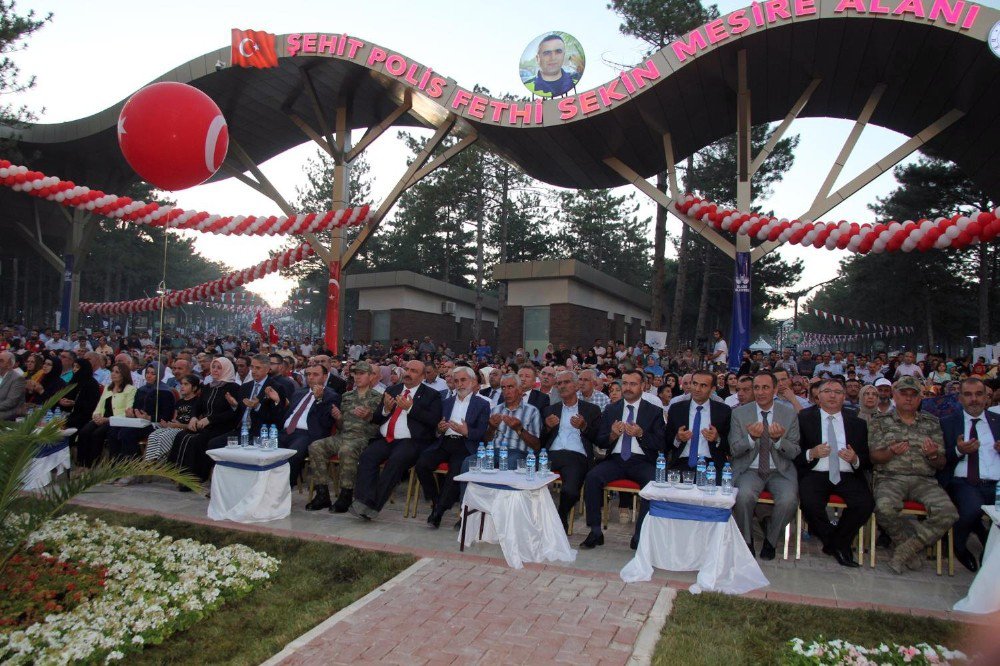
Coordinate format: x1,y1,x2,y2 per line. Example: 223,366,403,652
516,457,527,473
667,470,680,487
227,436,239,448
681,471,695,486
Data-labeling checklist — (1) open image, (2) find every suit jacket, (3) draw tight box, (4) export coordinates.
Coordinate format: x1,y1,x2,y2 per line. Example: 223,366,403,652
795,408,870,474
282,386,340,441
479,386,501,403
439,393,491,455
597,399,666,461
238,376,288,432
728,401,801,481
0,371,26,420
326,372,348,396
527,388,550,415
371,382,443,445
541,399,602,464
941,409,1000,484
664,398,732,469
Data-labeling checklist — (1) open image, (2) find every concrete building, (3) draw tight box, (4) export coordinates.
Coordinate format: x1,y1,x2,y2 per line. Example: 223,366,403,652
347,271,497,350
493,260,651,354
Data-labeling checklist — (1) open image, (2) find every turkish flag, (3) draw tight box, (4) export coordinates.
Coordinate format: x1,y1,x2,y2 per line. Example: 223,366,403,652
231,29,278,68
251,310,265,338
268,324,279,346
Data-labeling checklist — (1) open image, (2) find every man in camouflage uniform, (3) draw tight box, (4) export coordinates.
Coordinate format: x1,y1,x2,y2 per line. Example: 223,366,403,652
304,361,382,513
870,375,958,574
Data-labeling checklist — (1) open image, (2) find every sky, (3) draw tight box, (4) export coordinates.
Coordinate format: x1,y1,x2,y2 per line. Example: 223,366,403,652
12,0,1000,318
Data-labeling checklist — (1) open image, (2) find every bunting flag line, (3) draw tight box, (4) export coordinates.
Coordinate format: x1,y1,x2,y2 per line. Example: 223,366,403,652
806,307,914,335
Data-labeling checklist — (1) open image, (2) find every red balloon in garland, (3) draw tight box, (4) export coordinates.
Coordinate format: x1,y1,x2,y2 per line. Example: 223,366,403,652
117,82,229,191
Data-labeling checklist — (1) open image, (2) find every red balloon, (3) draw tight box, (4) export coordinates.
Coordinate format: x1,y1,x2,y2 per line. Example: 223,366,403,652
118,82,229,191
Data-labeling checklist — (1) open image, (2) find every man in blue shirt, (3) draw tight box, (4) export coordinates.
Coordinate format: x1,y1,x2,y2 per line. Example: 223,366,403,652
525,34,580,98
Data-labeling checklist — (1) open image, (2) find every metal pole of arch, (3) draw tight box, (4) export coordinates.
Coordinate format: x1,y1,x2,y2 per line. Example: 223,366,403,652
730,49,753,372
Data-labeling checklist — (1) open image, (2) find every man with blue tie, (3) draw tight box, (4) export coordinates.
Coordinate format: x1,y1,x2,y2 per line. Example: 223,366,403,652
941,377,1000,572
664,370,731,478
205,354,287,453
580,369,666,550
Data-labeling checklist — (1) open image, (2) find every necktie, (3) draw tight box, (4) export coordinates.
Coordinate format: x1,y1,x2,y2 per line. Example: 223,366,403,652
689,405,703,469
241,381,262,428
967,418,981,485
385,388,411,443
758,411,772,479
621,404,635,460
827,415,841,485
285,392,312,434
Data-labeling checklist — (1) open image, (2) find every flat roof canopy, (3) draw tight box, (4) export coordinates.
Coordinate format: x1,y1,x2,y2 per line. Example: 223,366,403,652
5,1,1000,199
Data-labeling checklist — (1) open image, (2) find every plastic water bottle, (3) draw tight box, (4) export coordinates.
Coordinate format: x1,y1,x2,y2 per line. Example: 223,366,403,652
525,450,536,481
995,483,1000,509
53,407,62,422
705,463,717,494
259,425,268,449
721,462,734,495
269,424,279,450
539,449,549,475
240,425,250,448
44,409,53,424
655,452,666,484
476,443,486,472
696,457,707,489
499,445,508,472
484,442,495,473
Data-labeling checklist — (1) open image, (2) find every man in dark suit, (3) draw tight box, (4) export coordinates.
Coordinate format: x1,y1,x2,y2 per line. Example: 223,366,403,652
479,367,502,405
268,352,298,398
415,366,491,527
664,370,731,476
941,377,1000,572
206,354,289,452
518,365,550,414
795,378,873,567
542,370,602,531
278,363,340,488
580,369,666,550
351,359,443,519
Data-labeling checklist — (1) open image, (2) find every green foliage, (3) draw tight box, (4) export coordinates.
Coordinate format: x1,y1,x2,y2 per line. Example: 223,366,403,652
609,0,719,49
0,1,50,130
0,390,201,576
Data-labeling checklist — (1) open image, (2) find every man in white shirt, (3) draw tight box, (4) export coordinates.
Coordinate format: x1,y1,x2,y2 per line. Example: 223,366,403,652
710,329,728,368
577,369,611,411
422,363,449,393
942,378,1000,572
45,331,71,351
811,352,844,378
774,368,810,412
667,374,693,406
724,375,754,408
893,351,924,380
874,377,895,415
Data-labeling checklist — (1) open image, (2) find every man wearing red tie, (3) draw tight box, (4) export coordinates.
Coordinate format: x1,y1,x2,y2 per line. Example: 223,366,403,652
942,378,1000,572
350,359,443,520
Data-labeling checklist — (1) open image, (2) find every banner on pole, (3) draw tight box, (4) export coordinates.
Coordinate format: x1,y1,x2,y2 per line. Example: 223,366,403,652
728,251,751,371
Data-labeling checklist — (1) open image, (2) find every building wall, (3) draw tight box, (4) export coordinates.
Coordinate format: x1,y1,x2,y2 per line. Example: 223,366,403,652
358,286,498,324
354,308,496,350
499,305,524,353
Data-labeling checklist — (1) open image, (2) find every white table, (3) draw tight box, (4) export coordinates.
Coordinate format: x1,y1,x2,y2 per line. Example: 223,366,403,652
454,470,577,569
953,505,1000,614
206,447,295,523
620,483,770,595
22,428,77,491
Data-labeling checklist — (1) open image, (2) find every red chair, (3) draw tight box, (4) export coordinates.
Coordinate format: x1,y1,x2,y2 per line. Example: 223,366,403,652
794,493,870,564
405,462,449,518
548,471,578,535
869,500,954,575
306,454,340,500
757,490,795,560
601,479,642,529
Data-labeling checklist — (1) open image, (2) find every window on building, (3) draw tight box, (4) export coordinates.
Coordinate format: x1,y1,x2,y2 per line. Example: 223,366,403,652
372,311,390,343
523,306,550,356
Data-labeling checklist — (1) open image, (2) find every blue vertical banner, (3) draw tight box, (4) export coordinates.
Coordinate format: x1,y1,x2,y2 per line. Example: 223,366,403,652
729,251,751,371
60,254,74,332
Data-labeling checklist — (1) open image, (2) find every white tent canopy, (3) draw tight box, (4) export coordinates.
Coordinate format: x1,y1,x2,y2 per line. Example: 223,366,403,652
748,338,773,352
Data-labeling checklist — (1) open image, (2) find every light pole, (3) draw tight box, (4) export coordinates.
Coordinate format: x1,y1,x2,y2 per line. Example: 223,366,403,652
787,275,844,329
967,334,978,358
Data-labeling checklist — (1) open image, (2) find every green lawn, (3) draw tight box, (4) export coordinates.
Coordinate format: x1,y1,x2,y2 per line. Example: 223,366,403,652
68,508,415,665
653,592,968,665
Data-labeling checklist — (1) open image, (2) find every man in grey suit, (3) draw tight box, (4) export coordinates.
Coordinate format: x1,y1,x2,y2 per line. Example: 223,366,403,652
0,351,26,421
729,370,801,560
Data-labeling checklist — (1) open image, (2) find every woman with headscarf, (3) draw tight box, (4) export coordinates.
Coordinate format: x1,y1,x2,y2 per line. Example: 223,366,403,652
857,385,879,423
24,354,66,408
106,362,177,476
167,357,241,487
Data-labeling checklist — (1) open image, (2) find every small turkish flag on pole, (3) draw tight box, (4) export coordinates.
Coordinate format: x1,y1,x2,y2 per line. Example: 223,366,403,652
231,29,278,68
268,324,279,346
251,310,265,338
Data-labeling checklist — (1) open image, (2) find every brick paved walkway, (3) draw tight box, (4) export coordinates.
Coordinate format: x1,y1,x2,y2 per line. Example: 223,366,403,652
271,558,664,665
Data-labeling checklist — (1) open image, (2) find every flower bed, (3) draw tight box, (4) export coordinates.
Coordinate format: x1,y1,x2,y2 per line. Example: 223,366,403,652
786,638,968,665
0,514,279,664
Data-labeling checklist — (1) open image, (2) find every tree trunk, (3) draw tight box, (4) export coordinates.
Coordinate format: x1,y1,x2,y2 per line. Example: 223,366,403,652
473,182,485,341
978,243,990,342
924,296,935,352
650,171,667,330
694,245,712,343
668,223,691,350
497,165,511,342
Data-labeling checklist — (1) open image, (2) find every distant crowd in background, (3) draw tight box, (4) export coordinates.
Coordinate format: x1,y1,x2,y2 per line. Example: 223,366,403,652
1,322,998,574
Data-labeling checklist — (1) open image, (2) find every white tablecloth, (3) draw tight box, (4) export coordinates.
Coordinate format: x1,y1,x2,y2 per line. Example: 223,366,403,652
21,429,77,491
454,470,577,569
620,483,770,595
953,505,1000,614
206,447,295,523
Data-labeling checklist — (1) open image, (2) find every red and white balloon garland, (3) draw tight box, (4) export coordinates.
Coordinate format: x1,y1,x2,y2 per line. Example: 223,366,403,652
0,160,370,236
674,195,1000,253
79,243,315,315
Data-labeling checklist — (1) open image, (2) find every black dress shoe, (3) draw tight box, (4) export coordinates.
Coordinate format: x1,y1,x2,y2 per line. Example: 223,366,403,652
427,508,443,529
956,550,979,573
580,532,605,549
822,543,836,556
833,548,860,568
759,540,776,560
629,535,639,551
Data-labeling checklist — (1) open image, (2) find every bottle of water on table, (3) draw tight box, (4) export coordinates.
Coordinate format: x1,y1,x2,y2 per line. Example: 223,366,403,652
705,462,717,494
484,442,495,473
655,452,666,484
539,448,549,475
44,409,53,424
53,407,62,423
721,462,734,495
696,457,707,489
240,424,250,448
476,443,486,472
525,450,536,481
499,445,508,472
259,425,268,449
269,424,279,450
995,482,1000,509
